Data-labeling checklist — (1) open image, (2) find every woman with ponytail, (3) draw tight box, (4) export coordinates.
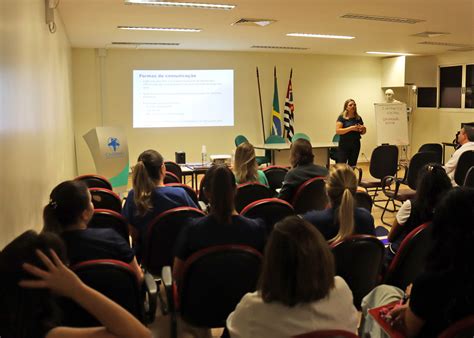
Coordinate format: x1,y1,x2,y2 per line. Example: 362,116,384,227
42,180,143,282
122,149,197,256
173,164,266,282
303,164,375,242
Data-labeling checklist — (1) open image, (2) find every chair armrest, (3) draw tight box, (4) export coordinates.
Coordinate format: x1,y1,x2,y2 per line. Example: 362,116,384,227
353,166,363,184
381,175,401,197
160,266,177,315
143,271,158,323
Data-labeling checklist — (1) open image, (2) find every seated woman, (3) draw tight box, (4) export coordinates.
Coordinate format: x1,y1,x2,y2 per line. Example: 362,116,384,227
173,164,266,282
386,163,451,262
0,230,151,338
303,164,375,242
277,138,328,202
43,180,143,281
233,142,268,186
122,149,197,258
226,216,358,337
360,188,474,337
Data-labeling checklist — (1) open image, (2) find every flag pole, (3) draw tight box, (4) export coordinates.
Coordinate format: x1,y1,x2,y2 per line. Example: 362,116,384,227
256,67,266,143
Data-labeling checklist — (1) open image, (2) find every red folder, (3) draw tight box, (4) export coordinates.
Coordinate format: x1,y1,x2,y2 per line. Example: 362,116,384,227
368,301,407,338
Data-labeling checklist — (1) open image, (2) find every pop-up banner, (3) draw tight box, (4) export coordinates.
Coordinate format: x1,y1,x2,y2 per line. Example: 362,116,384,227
83,127,129,194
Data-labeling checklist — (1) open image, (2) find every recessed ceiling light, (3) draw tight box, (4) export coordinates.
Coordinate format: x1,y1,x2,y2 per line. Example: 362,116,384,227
366,51,414,56
124,0,235,10
118,26,201,32
287,33,355,40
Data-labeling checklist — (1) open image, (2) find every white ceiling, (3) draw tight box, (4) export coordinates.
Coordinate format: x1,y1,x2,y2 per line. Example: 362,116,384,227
58,0,474,56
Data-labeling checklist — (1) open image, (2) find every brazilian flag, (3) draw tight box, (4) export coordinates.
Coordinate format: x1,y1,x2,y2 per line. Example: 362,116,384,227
271,67,282,136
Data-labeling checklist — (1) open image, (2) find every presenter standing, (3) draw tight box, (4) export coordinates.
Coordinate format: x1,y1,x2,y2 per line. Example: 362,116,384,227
335,99,366,166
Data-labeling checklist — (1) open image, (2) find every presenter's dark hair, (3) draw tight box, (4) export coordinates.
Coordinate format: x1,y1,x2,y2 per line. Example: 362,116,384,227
43,180,90,234
203,164,236,225
259,216,335,307
0,230,66,338
133,149,164,215
290,138,314,167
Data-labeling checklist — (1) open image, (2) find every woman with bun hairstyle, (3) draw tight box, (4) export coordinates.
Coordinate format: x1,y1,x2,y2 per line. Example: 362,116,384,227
173,164,266,282
233,142,268,186
226,216,358,337
122,149,197,257
0,230,151,338
303,164,375,242
43,180,143,282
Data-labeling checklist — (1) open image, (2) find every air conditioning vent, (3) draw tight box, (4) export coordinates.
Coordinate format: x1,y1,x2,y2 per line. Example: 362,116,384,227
111,42,180,46
251,45,308,50
232,18,275,27
341,13,424,24
411,31,450,38
418,41,470,47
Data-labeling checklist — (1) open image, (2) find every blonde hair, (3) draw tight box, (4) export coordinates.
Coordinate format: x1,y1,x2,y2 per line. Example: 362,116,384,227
132,150,164,216
327,164,357,242
234,142,258,183
341,99,360,120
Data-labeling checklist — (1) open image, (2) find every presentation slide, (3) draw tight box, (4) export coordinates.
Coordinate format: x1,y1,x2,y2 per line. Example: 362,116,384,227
133,69,234,128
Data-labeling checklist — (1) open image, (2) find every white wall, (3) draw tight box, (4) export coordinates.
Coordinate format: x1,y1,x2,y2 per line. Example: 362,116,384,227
72,48,383,173
0,1,76,248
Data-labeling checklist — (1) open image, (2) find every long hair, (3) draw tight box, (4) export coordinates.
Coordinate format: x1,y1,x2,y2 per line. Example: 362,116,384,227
132,149,164,216
234,142,258,183
0,230,66,338
414,164,452,222
427,188,474,322
259,216,335,307
204,164,236,225
327,164,357,242
341,99,360,119
290,139,314,167
43,180,90,234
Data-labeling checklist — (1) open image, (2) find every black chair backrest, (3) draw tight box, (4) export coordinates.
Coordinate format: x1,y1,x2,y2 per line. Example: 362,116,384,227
165,161,183,181
62,260,142,326
354,191,373,212
438,314,474,338
331,235,384,310
384,223,433,290
293,329,359,338
88,209,130,242
369,145,399,180
455,150,474,186
240,198,294,232
235,182,273,213
89,188,122,213
406,151,440,189
179,245,262,328
164,171,181,184
142,207,205,275
165,183,199,206
76,174,113,190
464,166,474,187
263,166,289,193
418,143,442,164
292,177,327,214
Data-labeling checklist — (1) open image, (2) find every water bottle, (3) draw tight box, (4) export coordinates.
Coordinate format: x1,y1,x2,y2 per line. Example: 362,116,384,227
201,145,207,165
